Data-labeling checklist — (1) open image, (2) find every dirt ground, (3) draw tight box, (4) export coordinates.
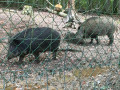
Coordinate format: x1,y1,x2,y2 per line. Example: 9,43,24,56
0,8,120,89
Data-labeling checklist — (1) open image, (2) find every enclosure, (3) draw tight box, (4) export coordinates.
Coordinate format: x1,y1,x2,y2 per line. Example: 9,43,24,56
0,0,120,90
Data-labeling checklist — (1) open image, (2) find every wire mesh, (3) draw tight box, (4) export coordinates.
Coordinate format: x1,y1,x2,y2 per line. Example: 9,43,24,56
0,0,120,89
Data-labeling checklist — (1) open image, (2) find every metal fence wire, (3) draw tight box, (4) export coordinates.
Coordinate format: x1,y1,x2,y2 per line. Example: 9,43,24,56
0,0,120,90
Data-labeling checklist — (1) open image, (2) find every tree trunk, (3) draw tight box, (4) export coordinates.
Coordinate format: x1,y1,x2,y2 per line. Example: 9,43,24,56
88,0,92,10
72,0,75,10
64,0,76,28
118,0,120,14
66,0,75,10
113,0,118,13
104,0,111,13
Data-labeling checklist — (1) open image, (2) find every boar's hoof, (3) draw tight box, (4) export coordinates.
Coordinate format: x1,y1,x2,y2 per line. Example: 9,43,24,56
52,57,57,60
13,61,24,65
34,59,40,64
107,43,113,46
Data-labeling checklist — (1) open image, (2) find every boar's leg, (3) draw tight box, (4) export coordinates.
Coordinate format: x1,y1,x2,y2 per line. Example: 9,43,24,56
90,37,94,44
95,36,100,44
33,52,40,63
52,50,58,60
52,52,57,60
90,36,100,44
107,34,114,45
18,55,25,64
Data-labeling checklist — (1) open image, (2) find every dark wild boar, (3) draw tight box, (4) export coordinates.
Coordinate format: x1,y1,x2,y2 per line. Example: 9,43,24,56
76,17,117,45
7,27,61,64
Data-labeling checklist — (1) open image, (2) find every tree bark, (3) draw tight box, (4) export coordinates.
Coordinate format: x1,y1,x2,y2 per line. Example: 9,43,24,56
72,0,75,10
66,0,75,10
88,0,92,10
64,0,82,28
64,0,76,28
104,0,111,13
113,0,118,13
118,0,120,14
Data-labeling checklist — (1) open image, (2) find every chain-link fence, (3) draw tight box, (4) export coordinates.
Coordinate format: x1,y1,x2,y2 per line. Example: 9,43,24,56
0,0,120,89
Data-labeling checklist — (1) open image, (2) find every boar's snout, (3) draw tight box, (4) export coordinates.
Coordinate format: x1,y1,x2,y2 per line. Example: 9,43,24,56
6,52,13,60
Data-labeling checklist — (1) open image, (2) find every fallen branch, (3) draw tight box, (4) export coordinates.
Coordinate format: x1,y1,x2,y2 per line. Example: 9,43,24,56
45,0,54,7
2,8,16,13
46,7,67,17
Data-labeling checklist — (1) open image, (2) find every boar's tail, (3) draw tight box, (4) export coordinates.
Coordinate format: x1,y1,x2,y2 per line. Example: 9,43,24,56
58,49,82,52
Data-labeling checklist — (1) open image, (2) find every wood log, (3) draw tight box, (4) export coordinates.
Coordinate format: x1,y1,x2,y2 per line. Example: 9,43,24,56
46,7,67,17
